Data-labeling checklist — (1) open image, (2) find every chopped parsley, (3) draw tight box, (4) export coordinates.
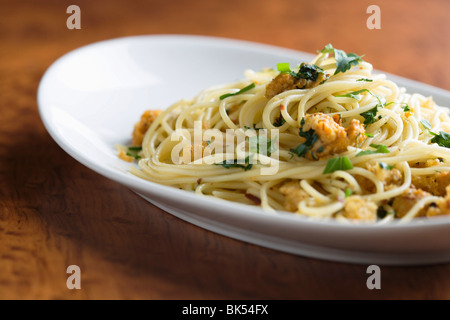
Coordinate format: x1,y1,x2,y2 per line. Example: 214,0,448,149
430,131,450,148
345,188,353,197
384,102,410,112
357,78,373,82
379,162,394,170
277,62,293,74
220,83,255,100
420,119,432,130
215,155,253,171
320,44,364,75
336,89,384,105
356,144,390,157
249,135,277,156
296,63,325,81
418,119,450,148
273,115,286,127
126,152,141,160
336,89,369,100
126,146,142,160
364,133,374,137
377,206,388,219
290,118,319,157
402,104,411,112
319,44,334,54
128,146,142,151
277,62,325,81
323,156,354,174
360,106,379,125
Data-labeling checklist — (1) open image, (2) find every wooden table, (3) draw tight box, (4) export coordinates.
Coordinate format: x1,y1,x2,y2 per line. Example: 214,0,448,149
1,0,449,300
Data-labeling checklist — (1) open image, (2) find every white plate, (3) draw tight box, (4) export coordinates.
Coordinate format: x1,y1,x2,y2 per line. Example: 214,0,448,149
38,35,450,266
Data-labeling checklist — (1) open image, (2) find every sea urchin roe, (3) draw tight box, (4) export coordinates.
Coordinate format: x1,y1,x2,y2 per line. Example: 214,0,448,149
367,163,403,190
411,171,450,197
392,187,432,218
426,186,450,216
279,180,308,212
265,63,329,99
132,109,163,146
292,113,366,160
342,195,377,221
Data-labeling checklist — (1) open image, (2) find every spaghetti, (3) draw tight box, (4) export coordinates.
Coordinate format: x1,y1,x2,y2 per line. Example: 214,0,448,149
121,44,450,223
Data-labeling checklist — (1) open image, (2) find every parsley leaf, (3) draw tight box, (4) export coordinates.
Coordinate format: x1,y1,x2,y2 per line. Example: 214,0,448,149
126,146,142,160
128,146,142,151
402,104,411,112
377,206,388,219
357,78,373,82
345,188,353,197
323,156,354,174
273,115,286,127
356,144,390,157
336,89,371,100
319,43,334,54
215,155,253,171
249,136,277,156
336,89,384,106
379,162,394,170
126,152,141,160
360,106,379,125
296,63,325,81
277,62,291,73
334,50,364,75
277,62,325,81
420,119,432,130
319,44,365,75
220,83,255,100
430,131,450,148
290,118,319,157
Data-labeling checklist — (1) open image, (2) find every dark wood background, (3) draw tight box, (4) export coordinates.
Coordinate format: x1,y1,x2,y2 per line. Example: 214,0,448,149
1,0,449,300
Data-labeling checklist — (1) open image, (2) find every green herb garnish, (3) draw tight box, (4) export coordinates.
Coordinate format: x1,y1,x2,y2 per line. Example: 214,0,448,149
336,89,383,106
360,106,379,125
220,83,255,100
290,118,319,157
357,78,373,82
249,136,277,156
128,146,142,151
378,162,394,170
126,152,141,160
126,146,142,160
319,44,334,54
277,62,292,74
323,156,354,174
334,50,364,75
296,63,325,81
277,62,325,81
377,206,388,219
430,131,450,148
215,155,253,171
320,44,364,75
273,115,286,127
345,188,353,197
420,119,432,130
356,144,390,157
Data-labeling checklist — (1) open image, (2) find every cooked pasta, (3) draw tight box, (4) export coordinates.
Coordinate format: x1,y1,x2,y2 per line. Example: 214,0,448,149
120,44,450,223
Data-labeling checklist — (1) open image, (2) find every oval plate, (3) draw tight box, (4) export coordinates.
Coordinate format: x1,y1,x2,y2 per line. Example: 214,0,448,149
38,35,450,265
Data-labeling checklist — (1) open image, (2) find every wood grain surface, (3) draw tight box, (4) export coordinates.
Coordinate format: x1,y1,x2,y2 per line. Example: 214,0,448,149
0,0,449,300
